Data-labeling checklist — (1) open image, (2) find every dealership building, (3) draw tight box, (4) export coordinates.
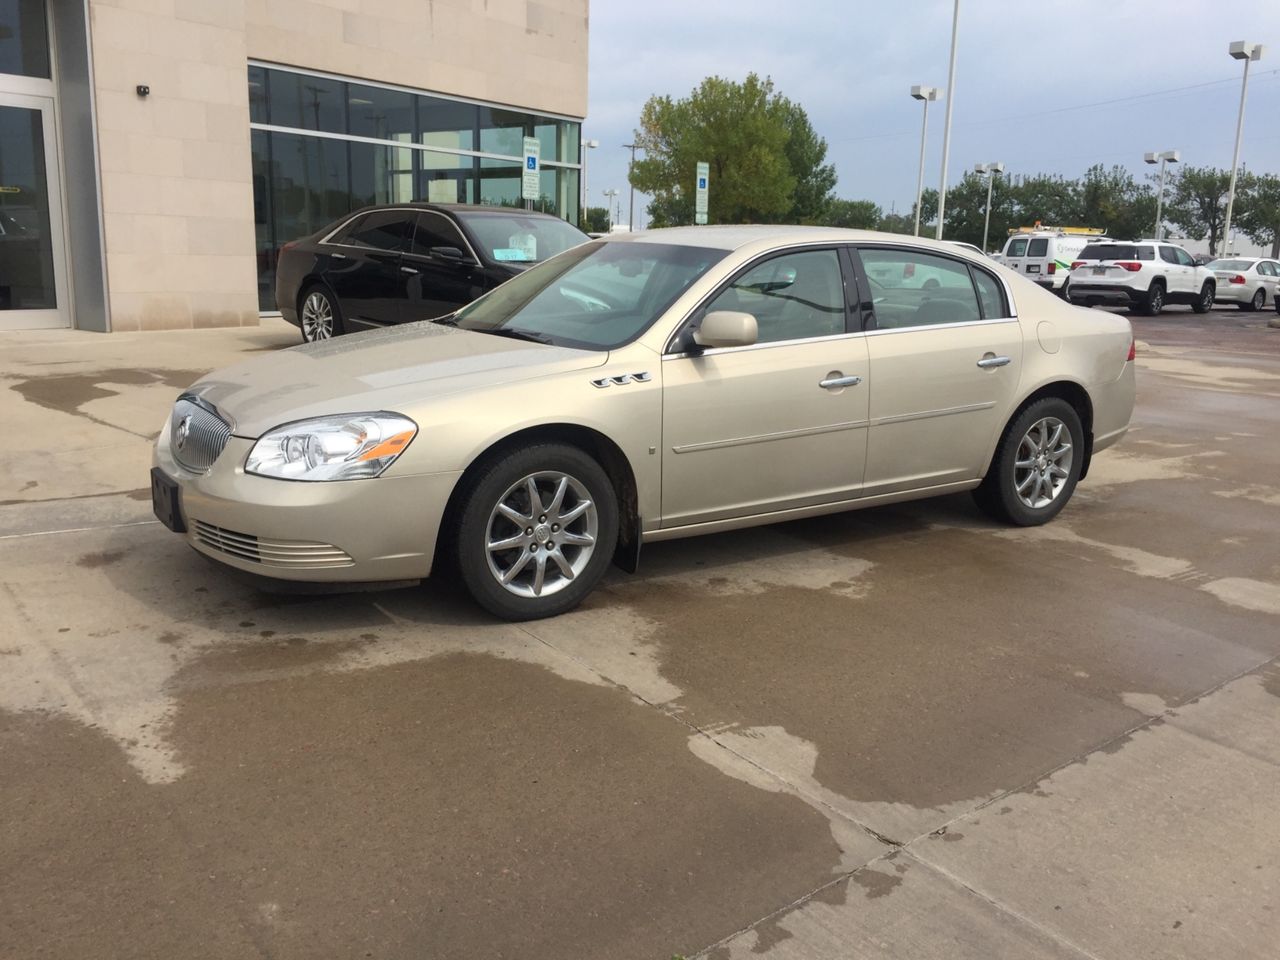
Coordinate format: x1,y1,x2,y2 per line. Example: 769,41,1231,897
0,0,588,332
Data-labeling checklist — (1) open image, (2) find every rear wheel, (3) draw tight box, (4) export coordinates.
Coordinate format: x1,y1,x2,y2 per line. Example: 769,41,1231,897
973,398,1084,527
1140,281,1165,316
1247,287,1266,311
1192,282,1215,314
299,286,343,342
454,444,619,621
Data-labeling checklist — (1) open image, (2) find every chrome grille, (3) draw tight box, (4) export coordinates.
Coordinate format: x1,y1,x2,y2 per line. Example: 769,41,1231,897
193,521,354,568
171,397,232,474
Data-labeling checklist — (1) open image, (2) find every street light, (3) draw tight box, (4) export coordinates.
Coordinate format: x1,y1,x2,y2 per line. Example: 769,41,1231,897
935,0,961,240
1222,41,1264,256
579,138,599,228
602,188,620,231
1143,149,1179,240
974,162,1004,254
910,86,941,237
622,142,641,231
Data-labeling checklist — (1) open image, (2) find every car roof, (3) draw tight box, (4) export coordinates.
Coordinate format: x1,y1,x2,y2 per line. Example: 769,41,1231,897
605,225,988,256
346,201,570,220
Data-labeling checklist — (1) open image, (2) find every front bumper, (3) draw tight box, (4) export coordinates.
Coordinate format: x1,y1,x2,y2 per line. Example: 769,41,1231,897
154,433,461,583
1068,283,1143,307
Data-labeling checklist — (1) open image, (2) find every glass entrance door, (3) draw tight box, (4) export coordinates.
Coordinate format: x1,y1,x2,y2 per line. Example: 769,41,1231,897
0,92,68,329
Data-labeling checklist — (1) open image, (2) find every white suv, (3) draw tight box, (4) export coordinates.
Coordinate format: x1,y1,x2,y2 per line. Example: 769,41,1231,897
1067,241,1215,315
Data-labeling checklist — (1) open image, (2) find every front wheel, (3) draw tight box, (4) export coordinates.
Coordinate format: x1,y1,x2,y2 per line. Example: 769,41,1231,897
973,398,1084,526
1192,282,1215,314
454,444,619,620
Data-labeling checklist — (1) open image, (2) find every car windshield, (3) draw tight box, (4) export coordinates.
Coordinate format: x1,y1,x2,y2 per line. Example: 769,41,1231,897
1207,259,1252,271
450,241,727,350
456,212,588,264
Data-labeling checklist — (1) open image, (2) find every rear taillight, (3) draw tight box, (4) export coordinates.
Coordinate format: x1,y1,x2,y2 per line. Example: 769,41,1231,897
1230,274,1246,284
903,262,916,279
1070,260,1086,270
1117,262,1142,272
1047,262,1056,275
1127,338,1136,362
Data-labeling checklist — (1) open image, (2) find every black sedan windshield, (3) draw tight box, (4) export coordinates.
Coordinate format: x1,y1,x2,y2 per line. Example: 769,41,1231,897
451,241,727,350
456,212,588,265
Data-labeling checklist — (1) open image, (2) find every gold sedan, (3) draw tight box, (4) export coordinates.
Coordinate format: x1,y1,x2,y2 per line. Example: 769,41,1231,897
151,227,1136,620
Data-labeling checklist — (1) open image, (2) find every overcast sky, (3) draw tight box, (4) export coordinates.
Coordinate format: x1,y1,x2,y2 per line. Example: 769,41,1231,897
584,0,1280,227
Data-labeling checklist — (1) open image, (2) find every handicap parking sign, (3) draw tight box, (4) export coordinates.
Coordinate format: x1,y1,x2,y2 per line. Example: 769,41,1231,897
521,136,541,200
527,157,537,170
698,177,707,189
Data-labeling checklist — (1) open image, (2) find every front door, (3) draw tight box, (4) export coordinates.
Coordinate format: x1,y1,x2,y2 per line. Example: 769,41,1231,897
401,210,488,322
0,92,68,329
660,248,869,528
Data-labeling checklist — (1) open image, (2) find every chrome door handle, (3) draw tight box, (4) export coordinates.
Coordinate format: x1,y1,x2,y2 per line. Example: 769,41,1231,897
976,356,1011,369
819,374,862,389
330,252,347,259
400,266,419,275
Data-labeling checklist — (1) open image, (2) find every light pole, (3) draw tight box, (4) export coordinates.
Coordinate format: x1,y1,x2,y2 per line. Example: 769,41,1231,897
579,138,599,228
974,162,1004,253
1222,41,1264,256
622,142,640,230
1143,149,1179,240
602,189,620,231
935,0,961,240
910,86,941,237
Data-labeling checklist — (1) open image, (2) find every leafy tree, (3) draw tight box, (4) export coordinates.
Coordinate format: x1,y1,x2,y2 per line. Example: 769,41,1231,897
629,74,834,226
1013,174,1082,230
581,206,610,233
1079,164,1156,240
876,210,916,236
1237,173,1280,258
1165,166,1236,254
823,198,881,229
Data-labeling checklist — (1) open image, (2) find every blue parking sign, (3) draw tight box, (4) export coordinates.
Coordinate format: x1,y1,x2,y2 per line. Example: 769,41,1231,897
698,177,707,189
527,156,537,170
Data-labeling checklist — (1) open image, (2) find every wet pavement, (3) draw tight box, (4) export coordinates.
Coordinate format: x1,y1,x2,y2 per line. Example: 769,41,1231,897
1,310,1278,959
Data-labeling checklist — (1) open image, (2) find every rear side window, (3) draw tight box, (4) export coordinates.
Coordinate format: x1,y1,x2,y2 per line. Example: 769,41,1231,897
1027,238,1049,257
857,248,982,329
1160,247,1180,264
1006,238,1028,257
340,210,411,251
1260,262,1277,277
972,268,1009,319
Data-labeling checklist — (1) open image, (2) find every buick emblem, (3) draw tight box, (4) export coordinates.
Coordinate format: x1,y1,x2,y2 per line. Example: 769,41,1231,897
175,415,193,451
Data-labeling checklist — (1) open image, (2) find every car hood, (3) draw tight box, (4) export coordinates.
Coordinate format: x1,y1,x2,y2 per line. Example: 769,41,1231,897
184,321,607,437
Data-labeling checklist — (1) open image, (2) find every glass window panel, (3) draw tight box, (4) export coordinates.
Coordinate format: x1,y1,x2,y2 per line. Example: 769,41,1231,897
1005,238,1028,257
342,209,411,251
347,82,414,141
706,250,845,343
267,132,350,257
478,106,526,157
418,95,476,153
267,70,346,133
349,140,414,207
0,0,50,79
250,130,275,310
408,211,468,258
1027,238,1048,257
478,156,523,208
247,65,268,124
417,150,475,204
858,248,981,329
0,103,55,309
532,117,561,163
560,122,580,165
972,267,1008,319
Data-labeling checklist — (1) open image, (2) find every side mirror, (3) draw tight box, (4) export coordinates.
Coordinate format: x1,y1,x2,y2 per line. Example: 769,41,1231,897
430,245,471,263
694,310,758,349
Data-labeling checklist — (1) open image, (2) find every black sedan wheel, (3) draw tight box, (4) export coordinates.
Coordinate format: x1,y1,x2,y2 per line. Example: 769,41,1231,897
300,286,343,342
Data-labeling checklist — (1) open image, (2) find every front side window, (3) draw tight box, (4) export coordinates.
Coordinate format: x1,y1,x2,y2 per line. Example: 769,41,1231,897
1006,238,1029,257
452,241,725,350
703,250,846,344
857,248,982,329
1027,238,1049,257
409,212,468,258
1174,248,1196,267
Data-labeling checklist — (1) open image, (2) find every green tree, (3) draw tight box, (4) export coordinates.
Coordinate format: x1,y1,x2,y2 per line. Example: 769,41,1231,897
1079,164,1156,240
876,209,916,236
581,206,610,233
1165,166,1237,254
629,74,834,226
823,198,881,229
1012,174,1082,230
1237,173,1280,258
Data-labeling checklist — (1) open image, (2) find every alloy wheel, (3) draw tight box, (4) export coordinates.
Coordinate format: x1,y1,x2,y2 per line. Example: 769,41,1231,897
1253,288,1265,311
484,472,598,598
301,291,334,341
1013,417,1074,510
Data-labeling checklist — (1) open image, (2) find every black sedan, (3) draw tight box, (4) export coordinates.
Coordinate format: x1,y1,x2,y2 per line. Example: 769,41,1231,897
274,203,589,341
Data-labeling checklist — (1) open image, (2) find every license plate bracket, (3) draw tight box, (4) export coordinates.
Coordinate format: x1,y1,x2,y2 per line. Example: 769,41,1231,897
1027,264,1040,274
151,467,186,533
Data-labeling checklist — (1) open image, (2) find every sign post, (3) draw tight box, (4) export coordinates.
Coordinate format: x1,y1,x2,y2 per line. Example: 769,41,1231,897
521,137,541,206
694,162,709,225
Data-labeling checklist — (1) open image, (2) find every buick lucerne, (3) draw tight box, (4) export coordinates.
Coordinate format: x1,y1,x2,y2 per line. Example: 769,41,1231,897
152,227,1136,620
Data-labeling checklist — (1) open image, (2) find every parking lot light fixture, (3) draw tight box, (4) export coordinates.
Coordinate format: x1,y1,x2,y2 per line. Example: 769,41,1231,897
1222,42,1264,256
1144,149,1179,241
910,85,941,237
579,139,599,227
974,162,1003,254
935,0,961,240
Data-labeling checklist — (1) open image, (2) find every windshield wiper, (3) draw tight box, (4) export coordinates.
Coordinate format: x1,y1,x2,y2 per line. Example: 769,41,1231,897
482,327,555,344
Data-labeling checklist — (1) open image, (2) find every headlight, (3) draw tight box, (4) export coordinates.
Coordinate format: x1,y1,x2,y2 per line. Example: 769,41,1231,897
245,413,417,481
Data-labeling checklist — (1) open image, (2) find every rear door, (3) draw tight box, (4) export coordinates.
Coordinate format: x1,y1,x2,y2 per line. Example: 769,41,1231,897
324,209,412,327
852,245,1023,495
1024,236,1049,279
1004,236,1028,274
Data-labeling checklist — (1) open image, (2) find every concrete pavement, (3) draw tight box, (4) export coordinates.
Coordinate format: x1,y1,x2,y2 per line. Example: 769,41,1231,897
1,310,1278,959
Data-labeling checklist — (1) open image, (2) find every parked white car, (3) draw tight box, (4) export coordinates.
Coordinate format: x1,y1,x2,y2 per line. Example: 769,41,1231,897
1205,257,1279,311
1068,240,1215,315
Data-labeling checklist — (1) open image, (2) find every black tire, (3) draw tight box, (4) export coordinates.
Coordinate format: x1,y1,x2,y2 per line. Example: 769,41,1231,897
298,284,344,342
1192,282,1215,314
973,398,1085,527
454,443,619,621
1140,281,1165,316
1248,288,1266,311
1057,281,1070,301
